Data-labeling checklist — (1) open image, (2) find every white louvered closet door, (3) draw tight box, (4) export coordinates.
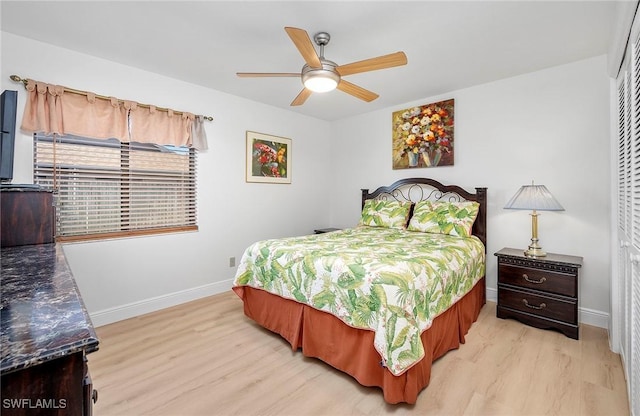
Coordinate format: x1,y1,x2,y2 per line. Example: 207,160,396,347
632,263,640,416
617,68,631,396
617,20,640,416
632,29,640,415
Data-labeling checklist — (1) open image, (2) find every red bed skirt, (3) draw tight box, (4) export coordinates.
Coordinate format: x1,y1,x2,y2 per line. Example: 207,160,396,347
232,277,485,404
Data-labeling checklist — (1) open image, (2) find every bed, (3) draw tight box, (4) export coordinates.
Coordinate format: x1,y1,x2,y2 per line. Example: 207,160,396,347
232,177,487,404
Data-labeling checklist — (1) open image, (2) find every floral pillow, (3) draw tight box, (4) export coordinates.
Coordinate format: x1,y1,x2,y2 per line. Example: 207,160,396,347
359,199,412,229
407,200,479,237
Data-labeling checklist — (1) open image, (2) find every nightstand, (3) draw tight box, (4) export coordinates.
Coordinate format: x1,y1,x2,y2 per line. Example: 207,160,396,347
494,247,582,339
314,228,341,234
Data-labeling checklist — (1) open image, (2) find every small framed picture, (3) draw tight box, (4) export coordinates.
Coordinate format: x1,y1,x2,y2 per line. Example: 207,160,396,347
246,131,291,184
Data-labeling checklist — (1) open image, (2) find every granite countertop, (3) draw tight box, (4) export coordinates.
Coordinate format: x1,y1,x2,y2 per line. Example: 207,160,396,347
1,243,99,375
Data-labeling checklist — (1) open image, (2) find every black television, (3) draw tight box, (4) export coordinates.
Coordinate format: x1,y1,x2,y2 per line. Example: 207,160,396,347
1,90,18,183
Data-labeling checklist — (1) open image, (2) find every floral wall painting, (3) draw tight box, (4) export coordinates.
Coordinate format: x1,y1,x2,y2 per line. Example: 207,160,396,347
392,99,454,169
246,131,291,184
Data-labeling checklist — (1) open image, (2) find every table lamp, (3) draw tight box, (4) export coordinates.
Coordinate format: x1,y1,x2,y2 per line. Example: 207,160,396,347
504,182,564,257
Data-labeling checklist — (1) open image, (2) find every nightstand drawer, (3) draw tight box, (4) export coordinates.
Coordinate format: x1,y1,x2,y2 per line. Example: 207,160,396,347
498,264,577,297
498,286,577,324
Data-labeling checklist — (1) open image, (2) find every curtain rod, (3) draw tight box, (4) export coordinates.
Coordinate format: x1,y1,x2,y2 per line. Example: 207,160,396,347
9,75,213,121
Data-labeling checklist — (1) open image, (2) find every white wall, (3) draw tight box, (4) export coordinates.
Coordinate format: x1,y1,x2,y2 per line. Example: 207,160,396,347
1,32,332,325
329,55,611,325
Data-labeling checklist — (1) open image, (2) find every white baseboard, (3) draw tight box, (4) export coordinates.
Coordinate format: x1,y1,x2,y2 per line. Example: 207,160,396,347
486,287,498,303
578,306,609,329
485,287,609,329
90,279,235,327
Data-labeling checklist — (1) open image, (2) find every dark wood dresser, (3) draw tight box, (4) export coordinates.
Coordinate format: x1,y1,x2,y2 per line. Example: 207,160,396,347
495,247,582,339
1,184,99,415
1,244,99,415
1,186,54,247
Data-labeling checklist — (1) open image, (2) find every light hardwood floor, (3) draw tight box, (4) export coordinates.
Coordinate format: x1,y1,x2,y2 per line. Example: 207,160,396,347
90,292,629,416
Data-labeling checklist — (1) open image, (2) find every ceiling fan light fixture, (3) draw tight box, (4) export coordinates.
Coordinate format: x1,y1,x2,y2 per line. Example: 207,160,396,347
302,61,340,93
303,71,339,92
237,27,407,106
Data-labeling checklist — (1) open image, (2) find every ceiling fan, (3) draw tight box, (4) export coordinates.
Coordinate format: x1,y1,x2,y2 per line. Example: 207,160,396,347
236,27,408,106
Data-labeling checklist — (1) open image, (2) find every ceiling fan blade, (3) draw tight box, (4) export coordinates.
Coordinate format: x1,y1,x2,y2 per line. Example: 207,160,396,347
337,80,379,102
291,88,312,106
336,51,407,76
236,72,300,77
284,27,322,69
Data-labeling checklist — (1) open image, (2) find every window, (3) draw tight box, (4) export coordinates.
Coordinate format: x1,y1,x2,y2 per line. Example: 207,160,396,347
34,134,197,241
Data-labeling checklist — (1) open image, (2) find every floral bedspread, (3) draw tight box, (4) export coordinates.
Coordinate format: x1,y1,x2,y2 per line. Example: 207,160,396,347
233,226,485,376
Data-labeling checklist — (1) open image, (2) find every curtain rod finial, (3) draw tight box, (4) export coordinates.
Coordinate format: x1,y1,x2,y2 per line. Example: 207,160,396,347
9,75,27,85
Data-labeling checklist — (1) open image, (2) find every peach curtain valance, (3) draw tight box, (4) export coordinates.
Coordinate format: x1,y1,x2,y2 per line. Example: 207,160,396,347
20,79,208,150
129,106,192,147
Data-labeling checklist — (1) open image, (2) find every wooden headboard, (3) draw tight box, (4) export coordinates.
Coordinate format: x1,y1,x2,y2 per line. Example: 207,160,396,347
361,178,487,249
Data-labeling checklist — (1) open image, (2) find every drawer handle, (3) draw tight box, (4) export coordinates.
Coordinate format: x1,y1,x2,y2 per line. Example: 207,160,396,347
523,274,546,284
522,299,546,310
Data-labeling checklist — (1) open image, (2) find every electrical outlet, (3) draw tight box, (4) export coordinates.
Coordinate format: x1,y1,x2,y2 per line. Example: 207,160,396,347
229,257,236,267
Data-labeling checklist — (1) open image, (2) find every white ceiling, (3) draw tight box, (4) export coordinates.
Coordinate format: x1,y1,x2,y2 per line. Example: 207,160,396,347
1,1,620,121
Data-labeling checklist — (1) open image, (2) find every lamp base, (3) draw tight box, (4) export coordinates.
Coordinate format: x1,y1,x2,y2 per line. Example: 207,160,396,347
525,238,546,257
524,247,547,257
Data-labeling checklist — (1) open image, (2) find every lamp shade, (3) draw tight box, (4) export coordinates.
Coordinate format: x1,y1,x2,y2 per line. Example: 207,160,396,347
504,184,564,211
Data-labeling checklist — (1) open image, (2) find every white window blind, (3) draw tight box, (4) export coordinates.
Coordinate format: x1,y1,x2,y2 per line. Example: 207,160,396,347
34,134,197,241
